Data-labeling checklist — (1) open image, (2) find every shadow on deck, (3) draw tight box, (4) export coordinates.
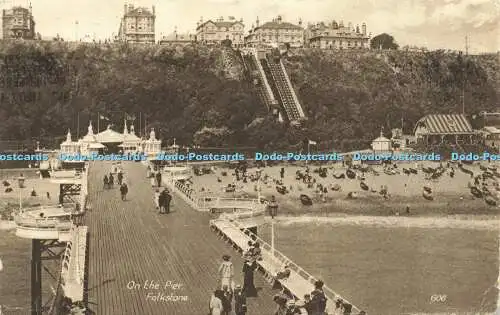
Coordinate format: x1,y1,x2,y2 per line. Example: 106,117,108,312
83,161,277,315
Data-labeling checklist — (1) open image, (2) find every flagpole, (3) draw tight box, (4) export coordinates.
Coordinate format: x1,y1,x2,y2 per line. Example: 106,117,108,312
97,112,100,134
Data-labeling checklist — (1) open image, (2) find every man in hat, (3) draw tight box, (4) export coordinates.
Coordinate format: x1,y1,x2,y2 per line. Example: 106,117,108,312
160,188,172,214
234,284,247,315
120,182,128,201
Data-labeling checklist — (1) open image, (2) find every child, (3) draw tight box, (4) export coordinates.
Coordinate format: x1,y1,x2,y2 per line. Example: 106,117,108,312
153,188,160,209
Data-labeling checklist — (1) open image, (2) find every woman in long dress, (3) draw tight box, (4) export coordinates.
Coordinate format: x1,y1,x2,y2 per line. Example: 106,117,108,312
209,290,224,315
153,189,160,209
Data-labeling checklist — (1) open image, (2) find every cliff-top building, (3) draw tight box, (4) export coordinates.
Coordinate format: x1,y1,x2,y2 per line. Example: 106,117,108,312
307,20,370,49
245,16,304,48
196,16,245,47
2,4,36,40
159,27,195,45
118,3,155,44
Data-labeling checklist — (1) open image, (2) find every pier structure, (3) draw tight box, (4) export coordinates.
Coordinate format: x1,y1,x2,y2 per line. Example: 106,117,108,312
13,164,90,314
163,164,365,314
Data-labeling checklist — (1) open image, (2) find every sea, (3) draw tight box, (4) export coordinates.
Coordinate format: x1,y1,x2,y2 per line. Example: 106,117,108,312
1,222,498,315
259,221,499,315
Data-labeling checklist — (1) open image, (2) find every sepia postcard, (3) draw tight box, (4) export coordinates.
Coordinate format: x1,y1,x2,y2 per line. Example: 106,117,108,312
0,0,498,314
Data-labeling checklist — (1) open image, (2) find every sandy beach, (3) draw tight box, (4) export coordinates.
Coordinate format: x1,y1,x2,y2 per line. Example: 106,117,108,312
189,161,500,217
0,169,61,220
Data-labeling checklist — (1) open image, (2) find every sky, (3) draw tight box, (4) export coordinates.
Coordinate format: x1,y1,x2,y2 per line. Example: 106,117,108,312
2,0,499,53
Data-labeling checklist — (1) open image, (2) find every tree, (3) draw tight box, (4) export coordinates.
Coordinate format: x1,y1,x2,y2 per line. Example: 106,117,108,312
370,33,399,50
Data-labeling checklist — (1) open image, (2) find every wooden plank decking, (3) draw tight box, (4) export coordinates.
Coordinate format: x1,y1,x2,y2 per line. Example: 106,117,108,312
84,161,277,315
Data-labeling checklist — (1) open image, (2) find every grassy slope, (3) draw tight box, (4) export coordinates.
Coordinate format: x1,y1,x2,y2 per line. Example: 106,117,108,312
0,41,498,149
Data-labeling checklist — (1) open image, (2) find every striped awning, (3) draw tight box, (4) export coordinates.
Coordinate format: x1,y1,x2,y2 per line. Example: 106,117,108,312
417,114,473,135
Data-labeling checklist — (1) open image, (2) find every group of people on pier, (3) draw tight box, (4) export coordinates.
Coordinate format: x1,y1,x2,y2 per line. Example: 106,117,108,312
210,242,263,315
103,166,128,201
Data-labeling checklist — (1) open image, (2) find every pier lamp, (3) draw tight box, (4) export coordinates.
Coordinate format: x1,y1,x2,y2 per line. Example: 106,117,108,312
267,196,279,257
18,174,25,210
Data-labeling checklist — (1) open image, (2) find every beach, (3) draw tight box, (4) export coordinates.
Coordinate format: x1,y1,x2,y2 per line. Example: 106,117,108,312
191,162,500,216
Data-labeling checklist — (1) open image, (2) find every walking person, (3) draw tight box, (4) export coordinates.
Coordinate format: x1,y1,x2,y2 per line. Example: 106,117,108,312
109,173,114,188
103,175,109,189
158,189,166,214
153,188,160,210
309,280,328,315
209,289,224,315
221,285,233,315
233,284,247,315
242,261,257,297
120,182,128,201
117,170,123,185
156,171,162,187
218,255,234,290
163,189,172,213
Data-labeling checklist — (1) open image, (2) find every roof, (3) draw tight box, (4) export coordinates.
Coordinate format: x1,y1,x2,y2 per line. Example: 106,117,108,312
126,7,154,17
89,142,105,149
197,20,243,30
96,128,125,143
414,114,473,135
123,132,141,143
160,32,194,42
373,136,390,142
483,126,500,134
256,21,303,30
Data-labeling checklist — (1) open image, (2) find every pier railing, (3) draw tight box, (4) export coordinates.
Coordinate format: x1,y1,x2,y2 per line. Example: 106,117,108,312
165,177,265,214
60,225,87,302
213,213,363,314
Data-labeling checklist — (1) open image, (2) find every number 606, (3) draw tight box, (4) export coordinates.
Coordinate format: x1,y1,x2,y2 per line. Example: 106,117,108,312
430,294,447,303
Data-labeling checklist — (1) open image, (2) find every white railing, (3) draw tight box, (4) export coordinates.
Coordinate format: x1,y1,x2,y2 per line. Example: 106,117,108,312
251,48,277,107
279,59,305,118
60,225,87,302
212,214,363,314
14,215,73,230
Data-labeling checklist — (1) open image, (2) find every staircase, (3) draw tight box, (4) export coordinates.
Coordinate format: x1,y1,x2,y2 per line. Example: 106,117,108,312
263,57,305,123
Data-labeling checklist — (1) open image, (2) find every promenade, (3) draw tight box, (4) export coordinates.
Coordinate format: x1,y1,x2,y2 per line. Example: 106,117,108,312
84,161,276,314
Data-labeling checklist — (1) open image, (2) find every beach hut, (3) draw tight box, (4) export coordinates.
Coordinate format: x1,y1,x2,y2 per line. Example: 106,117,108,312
371,129,392,152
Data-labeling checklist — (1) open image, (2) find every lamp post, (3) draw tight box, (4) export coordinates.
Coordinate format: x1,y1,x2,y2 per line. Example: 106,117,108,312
268,196,278,257
18,174,25,210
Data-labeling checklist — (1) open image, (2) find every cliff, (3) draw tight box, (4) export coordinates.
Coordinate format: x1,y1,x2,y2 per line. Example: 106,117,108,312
0,40,498,150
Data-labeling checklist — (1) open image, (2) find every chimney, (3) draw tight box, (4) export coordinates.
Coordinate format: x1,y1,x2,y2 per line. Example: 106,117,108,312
362,22,367,35
277,15,282,23
256,16,259,27
348,22,352,31
356,24,360,33
124,4,127,14
152,5,155,15
298,18,302,26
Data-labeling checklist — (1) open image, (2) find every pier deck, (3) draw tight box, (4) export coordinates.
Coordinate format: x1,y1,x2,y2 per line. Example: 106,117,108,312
84,162,277,315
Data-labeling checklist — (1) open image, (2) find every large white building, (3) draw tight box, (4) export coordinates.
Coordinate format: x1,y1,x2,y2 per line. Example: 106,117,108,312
59,121,161,157
245,15,304,48
196,16,245,47
117,3,155,44
307,21,370,49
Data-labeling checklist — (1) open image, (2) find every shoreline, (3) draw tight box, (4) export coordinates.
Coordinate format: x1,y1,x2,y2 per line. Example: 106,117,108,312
266,214,500,231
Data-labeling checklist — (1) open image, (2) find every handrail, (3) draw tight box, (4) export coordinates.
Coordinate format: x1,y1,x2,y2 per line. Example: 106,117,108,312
279,59,305,118
213,213,362,313
265,60,295,121
251,49,277,107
